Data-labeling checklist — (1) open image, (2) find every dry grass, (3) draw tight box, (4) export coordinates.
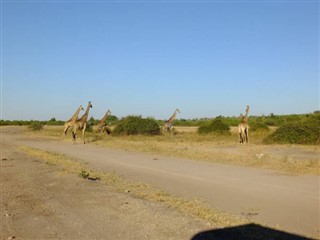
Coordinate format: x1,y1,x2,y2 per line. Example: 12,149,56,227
20,146,247,227
94,132,319,175
25,125,320,175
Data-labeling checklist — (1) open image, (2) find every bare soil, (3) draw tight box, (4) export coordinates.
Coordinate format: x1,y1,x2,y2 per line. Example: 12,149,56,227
1,141,209,240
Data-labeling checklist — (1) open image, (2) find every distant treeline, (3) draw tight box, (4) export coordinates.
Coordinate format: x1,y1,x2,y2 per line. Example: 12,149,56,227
0,118,64,126
1,112,319,127
167,112,320,127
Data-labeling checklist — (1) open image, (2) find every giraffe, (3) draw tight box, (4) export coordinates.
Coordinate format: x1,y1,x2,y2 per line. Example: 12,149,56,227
239,105,250,144
72,101,93,144
63,105,84,136
164,108,180,133
97,109,111,134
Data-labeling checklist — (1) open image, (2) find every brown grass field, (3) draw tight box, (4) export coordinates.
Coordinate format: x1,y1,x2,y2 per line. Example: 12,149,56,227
28,125,319,176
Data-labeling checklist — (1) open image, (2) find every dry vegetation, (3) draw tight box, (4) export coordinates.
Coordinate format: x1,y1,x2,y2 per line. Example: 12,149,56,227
26,125,320,175
20,146,247,227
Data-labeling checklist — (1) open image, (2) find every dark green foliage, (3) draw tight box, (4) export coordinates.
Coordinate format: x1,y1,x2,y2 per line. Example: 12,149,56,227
85,120,94,133
215,116,240,127
264,123,320,145
250,122,270,132
113,116,161,136
28,121,44,131
303,113,320,126
88,115,119,126
87,117,95,128
105,115,118,125
174,118,209,126
264,113,320,145
46,117,64,126
0,118,64,126
198,118,230,135
0,120,31,126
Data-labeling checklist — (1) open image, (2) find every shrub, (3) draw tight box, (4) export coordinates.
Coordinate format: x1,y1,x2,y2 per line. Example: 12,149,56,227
105,115,119,126
303,113,320,126
198,118,230,135
79,169,90,179
85,120,95,133
113,116,161,136
264,123,320,145
28,121,44,131
46,117,64,126
250,122,270,132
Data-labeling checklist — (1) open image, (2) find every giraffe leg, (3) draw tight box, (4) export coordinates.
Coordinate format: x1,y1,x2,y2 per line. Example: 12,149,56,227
100,125,105,134
240,132,244,144
63,124,70,136
82,125,86,144
72,131,76,144
245,127,249,144
238,125,243,143
72,124,78,144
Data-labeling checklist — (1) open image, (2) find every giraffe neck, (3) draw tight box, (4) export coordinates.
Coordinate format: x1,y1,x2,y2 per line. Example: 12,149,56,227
168,111,177,123
241,114,248,124
68,106,82,122
245,106,250,118
243,107,250,123
100,111,111,124
79,103,91,123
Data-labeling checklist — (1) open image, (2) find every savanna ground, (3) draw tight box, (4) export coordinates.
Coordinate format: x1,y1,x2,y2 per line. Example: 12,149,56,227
1,125,319,240
41,125,319,175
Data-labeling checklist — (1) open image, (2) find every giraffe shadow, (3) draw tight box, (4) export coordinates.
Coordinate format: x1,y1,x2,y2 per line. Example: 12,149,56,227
191,223,315,240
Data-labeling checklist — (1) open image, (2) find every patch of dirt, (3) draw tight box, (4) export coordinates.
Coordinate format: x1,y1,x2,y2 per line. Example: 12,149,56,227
1,142,209,240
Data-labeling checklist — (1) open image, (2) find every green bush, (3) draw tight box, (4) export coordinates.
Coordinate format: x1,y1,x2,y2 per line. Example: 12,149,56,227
28,121,44,131
264,123,320,145
46,117,64,126
198,118,230,135
250,122,270,132
113,116,161,136
303,113,320,126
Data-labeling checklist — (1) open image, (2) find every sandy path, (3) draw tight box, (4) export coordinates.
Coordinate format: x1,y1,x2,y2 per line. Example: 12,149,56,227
1,141,209,240
2,128,320,238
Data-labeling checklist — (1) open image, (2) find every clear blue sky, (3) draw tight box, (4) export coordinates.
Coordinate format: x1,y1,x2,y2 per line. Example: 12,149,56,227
1,0,319,121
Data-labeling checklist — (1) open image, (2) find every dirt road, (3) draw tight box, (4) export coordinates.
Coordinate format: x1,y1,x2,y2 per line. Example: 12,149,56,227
2,142,211,240
2,127,319,239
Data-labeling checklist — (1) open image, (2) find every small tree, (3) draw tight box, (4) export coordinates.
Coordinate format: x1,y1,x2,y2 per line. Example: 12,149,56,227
113,116,161,136
105,115,118,125
28,121,44,131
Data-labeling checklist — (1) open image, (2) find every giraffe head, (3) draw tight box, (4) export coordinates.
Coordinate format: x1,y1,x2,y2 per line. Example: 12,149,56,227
176,108,181,114
88,101,93,108
240,105,250,120
245,105,250,114
80,105,84,111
